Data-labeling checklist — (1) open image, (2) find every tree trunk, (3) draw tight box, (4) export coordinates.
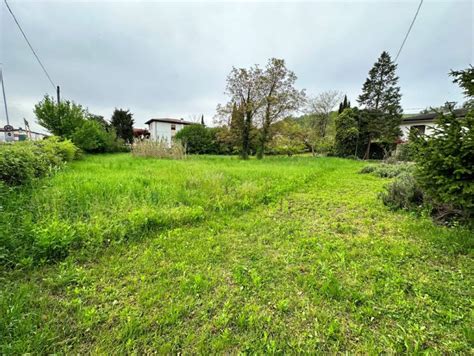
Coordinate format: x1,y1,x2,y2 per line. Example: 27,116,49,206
363,136,371,160
241,112,252,160
257,123,269,160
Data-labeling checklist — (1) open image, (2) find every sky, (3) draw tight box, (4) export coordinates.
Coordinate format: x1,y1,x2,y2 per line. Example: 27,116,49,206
0,0,472,133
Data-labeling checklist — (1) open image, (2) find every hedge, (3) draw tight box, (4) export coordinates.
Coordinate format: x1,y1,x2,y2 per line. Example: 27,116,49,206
0,137,78,186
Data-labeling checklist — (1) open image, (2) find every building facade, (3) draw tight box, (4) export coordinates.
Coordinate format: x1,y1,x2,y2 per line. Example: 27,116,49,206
399,109,466,142
145,118,194,143
0,128,48,142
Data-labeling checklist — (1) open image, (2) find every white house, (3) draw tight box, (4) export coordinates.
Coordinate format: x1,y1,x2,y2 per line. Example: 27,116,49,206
0,127,48,142
145,118,195,143
399,109,466,142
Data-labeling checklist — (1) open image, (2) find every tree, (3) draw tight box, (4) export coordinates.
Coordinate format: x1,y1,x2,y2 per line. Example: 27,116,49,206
450,65,474,98
338,95,351,114
334,108,360,157
357,51,402,159
268,118,306,156
256,58,306,159
34,95,86,138
411,66,474,223
71,121,109,153
306,90,342,138
111,109,134,144
217,65,264,159
175,124,213,154
200,114,205,126
88,114,110,130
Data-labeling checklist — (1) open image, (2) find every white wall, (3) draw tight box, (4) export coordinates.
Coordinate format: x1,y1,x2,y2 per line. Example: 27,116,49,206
148,121,187,143
400,122,436,141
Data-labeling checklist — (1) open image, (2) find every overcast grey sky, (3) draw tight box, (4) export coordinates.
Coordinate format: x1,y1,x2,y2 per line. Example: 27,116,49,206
1,0,472,132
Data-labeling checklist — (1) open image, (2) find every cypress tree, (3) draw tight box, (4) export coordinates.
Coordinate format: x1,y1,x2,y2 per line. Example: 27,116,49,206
338,95,351,114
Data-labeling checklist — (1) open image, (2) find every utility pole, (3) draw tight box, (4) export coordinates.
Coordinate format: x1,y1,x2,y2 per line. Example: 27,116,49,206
0,65,10,126
56,85,60,104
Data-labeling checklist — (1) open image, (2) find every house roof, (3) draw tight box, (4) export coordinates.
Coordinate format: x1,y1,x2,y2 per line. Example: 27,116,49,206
145,118,195,125
402,109,467,124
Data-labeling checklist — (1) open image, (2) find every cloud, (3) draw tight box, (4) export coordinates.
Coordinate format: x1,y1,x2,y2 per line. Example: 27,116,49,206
1,0,472,133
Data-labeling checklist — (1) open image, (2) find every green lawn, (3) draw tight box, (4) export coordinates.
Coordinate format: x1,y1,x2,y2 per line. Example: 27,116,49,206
1,154,472,353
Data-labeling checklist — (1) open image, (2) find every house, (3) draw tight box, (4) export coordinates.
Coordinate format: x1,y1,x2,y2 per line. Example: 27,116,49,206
133,128,150,141
145,118,195,142
0,127,48,142
399,108,467,142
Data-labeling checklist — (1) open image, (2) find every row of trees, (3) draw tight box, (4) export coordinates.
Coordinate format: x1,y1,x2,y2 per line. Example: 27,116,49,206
333,51,402,159
34,95,134,153
215,52,403,159
217,58,306,159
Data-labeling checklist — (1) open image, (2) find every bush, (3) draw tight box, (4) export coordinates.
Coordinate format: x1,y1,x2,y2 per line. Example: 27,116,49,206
72,121,127,153
380,172,424,211
132,140,185,159
334,108,361,157
0,138,78,186
395,142,417,161
413,109,473,221
175,124,214,154
360,163,414,178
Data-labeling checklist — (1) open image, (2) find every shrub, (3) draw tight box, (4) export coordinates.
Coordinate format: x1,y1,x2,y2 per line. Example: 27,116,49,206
395,142,417,162
334,108,359,157
175,124,214,154
0,138,78,186
360,163,414,178
72,121,127,153
413,109,473,221
132,140,185,159
380,172,424,210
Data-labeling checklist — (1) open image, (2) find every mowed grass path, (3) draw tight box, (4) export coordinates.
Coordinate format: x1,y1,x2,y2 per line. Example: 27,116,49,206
1,154,472,353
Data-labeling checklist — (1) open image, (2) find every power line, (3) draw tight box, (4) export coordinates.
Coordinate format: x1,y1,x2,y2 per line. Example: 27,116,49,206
3,0,56,90
395,0,424,62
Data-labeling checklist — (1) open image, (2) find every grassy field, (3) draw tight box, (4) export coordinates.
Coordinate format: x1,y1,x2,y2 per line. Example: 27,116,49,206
1,154,472,353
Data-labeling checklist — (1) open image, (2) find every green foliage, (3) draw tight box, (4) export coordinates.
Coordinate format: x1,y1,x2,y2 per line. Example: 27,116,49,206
72,121,127,153
338,95,351,114
380,172,424,210
450,65,474,98
360,162,414,178
34,95,87,138
268,118,306,155
412,109,474,221
175,124,214,154
395,142,417,162
334,108,359,157
357,51,402,158
0,138,77,186
110,109,134,144
33,95,127,153
1,155,471,353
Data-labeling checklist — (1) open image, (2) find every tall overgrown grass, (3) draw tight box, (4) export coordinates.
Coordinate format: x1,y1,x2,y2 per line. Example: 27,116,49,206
131,140,185,159
0,154,319,267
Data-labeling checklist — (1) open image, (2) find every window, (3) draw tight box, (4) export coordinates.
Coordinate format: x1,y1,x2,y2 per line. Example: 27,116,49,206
171,124,176,131
412,125,426,135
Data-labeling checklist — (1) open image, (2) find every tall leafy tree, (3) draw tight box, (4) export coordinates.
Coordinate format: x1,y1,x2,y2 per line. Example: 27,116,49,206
110,109,134,144
306,90,342,138
357,51,402,159
34,95,86,138
217,65,264,159
256,58,306,159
